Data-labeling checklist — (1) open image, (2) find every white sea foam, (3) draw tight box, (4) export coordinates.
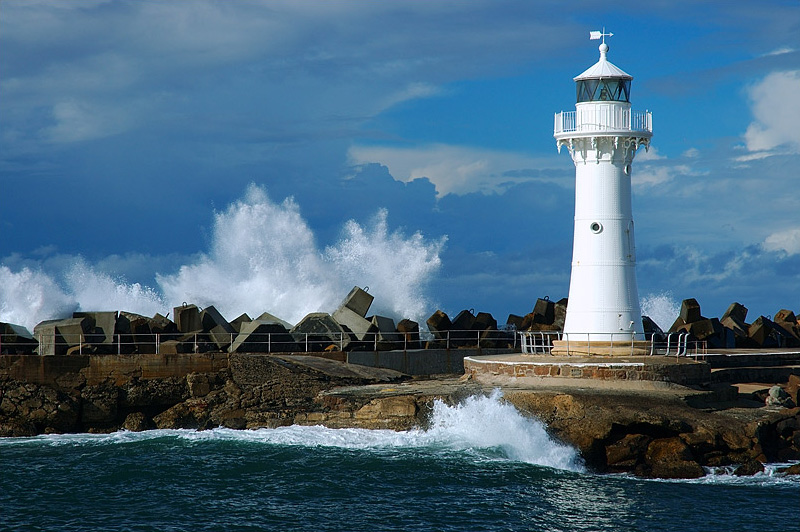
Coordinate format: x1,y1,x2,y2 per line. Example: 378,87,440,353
0,391,584,472
0,184,444,330
640,291,680,331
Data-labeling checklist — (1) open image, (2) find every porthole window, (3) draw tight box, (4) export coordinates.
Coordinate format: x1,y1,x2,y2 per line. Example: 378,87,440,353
590,222,603,234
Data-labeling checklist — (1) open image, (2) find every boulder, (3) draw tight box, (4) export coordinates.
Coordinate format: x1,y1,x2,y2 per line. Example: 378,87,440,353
291,312,350,351
644,437,704,479
605,433,651,471
397,319,421,350
734,459,765,476
0,322,37,354
766,385,794,407
679,298,703,324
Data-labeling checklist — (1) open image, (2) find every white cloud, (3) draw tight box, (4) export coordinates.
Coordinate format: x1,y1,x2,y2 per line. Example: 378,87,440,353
763,228,800,255
348,143,565,196
743,70,800,154
43,100,131,143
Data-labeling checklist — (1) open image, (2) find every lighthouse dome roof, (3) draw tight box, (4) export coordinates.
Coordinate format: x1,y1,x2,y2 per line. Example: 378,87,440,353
574,43,632,81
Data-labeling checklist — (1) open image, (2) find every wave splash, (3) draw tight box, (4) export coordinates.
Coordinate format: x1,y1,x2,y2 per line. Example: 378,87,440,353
641,291,680,331
0,184,445,330
2,391,584,472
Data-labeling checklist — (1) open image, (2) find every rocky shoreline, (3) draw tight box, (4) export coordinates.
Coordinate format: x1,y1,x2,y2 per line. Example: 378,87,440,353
1,351,799,480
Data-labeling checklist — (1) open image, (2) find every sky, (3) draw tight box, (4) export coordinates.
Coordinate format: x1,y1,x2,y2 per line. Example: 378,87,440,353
2,0,800,330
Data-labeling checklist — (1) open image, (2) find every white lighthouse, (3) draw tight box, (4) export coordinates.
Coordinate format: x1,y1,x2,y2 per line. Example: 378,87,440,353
552,32,652,356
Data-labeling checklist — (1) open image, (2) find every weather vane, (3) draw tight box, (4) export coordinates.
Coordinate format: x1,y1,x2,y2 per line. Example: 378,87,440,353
589,28,613,44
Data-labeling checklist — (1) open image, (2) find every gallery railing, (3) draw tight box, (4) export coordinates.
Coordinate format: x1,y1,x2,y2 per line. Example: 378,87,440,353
518,331,707,358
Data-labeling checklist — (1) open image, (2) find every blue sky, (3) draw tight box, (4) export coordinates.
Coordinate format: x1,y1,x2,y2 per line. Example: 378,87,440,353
2,0,800,330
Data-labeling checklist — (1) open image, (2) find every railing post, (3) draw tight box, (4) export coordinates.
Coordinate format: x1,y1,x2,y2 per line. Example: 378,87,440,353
305,333,308,353
268,332,271,353
117,334,121,355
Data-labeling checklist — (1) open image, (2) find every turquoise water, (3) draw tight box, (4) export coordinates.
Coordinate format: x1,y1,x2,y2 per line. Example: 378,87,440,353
1,395,797,531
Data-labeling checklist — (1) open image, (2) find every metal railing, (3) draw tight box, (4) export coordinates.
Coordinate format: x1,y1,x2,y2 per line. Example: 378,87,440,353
554,109,652,135
0,328,519,356
519,330,707,357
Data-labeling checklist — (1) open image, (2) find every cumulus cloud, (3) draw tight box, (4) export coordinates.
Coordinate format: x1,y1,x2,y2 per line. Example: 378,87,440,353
348,143,566,196
763,228,800,255
743,70,800,154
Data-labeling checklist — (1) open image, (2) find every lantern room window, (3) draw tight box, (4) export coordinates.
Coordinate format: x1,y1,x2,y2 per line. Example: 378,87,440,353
576,78,630,103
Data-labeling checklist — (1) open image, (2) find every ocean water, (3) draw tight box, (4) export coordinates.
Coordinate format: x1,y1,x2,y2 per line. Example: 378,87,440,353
1,394,797,532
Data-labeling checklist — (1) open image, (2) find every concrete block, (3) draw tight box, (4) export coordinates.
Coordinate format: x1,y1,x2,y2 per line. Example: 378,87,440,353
642,315,665,342
397,319,421,350
451,310,477,347
33,317,92,355
0,322,37,354
290,312,350,351
229,320,297,353
721,302,748,324
255,312,294,330
505,314,524,330
474,312,497,331
174,304,201,333
151,313,178,335
774,309,797,324
532,298,555,324
333,306,377,341
369,315,401,351
230,313,252,333
200,305,235,349
426,310,451,340
118,312,155,355
554,298,568,330
680,299,702,324
74,311,117,346
338,286,374,318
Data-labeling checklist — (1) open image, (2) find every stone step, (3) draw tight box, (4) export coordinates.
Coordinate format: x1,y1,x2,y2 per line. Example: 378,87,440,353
710,365,800,384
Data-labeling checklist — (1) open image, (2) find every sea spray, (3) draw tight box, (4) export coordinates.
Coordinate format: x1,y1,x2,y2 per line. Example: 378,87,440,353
641,291,681,331
0,184,445,329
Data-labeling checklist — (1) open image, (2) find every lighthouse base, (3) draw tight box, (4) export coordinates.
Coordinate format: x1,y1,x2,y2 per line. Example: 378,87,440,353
551,339,651,357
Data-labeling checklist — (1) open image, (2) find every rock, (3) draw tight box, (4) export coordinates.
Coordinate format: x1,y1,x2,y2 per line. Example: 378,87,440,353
122,412,151,432
780,463,800,475
397,319,421,350
786,375,800,406
645,437,704,479
173,304,202,333
291,313,350,351
766,385,794,407
679,298,703,324
80,384,120,426
734,459,765,476
605,433,650,470
187,373,212,398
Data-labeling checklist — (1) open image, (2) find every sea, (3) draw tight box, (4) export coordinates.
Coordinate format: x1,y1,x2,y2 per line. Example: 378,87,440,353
1,392,797,532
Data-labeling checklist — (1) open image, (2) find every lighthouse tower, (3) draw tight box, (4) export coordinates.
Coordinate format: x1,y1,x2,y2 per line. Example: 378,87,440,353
552,32,652,355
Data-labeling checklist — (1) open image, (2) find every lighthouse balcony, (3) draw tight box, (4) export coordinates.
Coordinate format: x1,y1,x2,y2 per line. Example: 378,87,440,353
554,109,652,137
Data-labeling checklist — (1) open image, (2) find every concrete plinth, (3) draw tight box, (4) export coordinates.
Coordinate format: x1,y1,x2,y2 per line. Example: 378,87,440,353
464,353,710,386
551,339,651,356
